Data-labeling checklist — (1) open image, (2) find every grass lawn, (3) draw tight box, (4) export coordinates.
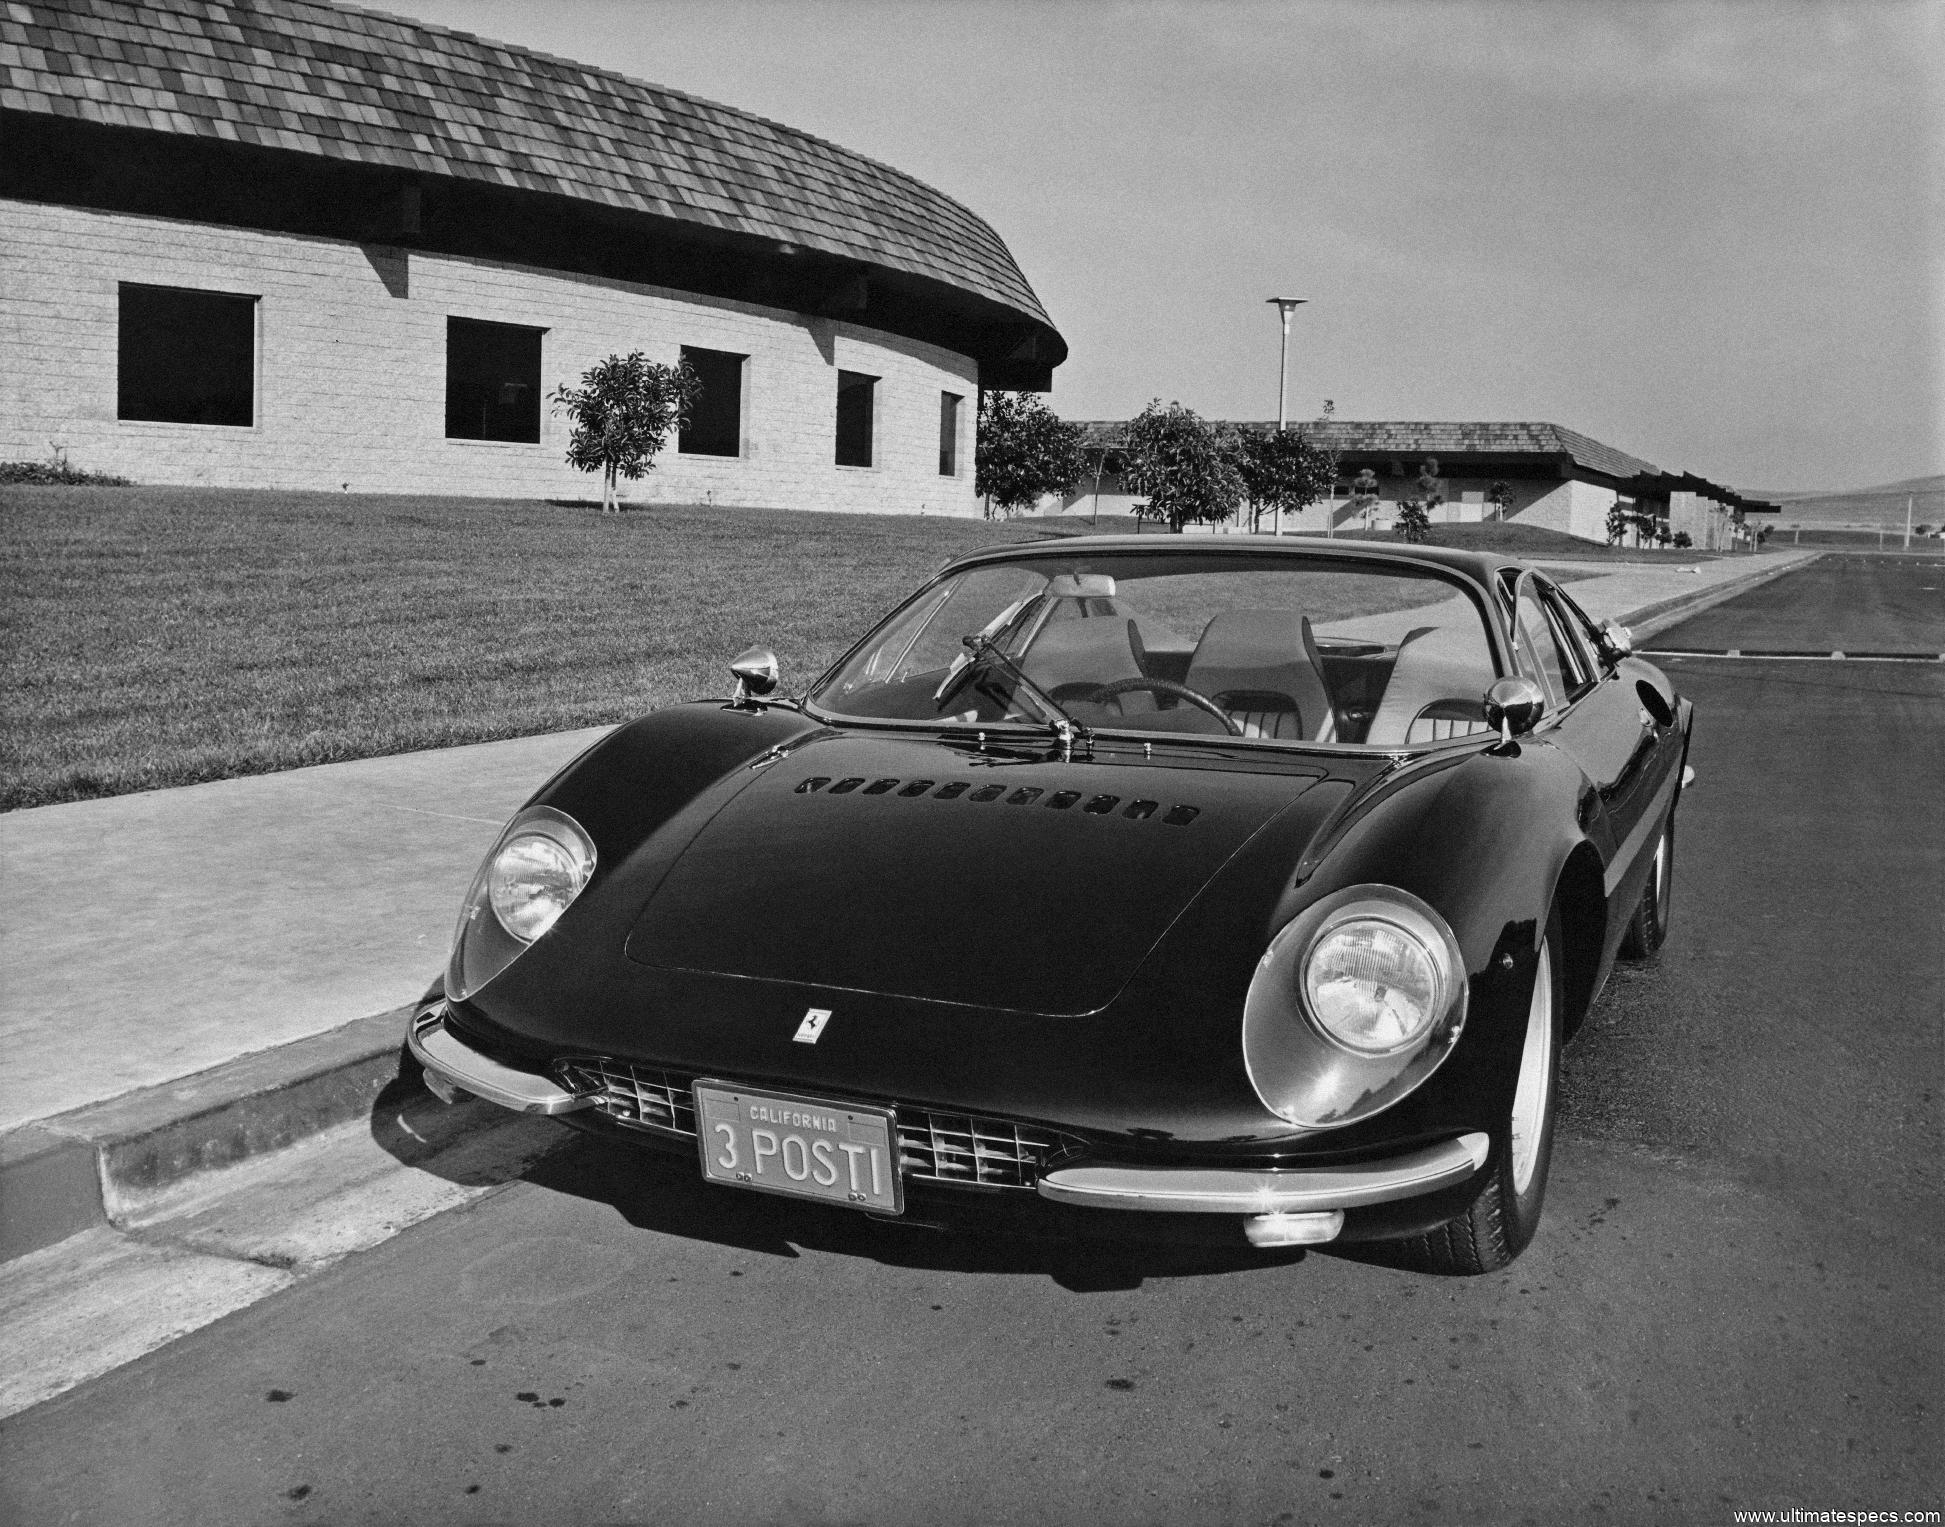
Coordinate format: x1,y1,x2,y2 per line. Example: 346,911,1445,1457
0,487,1040,810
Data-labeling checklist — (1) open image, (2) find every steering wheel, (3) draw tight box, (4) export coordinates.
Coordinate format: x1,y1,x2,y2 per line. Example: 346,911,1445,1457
1081,677,1243,736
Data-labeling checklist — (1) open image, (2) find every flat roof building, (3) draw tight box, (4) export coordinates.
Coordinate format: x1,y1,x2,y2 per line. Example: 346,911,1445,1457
0,0,1065,510
1063,419,1774,548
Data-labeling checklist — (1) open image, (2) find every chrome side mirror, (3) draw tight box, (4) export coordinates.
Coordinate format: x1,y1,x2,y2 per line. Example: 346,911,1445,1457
1597,620,1633,665
729,645,779,710
1483,677,1547,744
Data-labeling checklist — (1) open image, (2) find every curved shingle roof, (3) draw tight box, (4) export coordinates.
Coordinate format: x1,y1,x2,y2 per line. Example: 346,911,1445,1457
0,0,1058,339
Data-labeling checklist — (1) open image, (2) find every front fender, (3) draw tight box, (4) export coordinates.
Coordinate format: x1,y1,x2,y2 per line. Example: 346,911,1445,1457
442,702,827,1002
525,702,829,870
1284,739,1592,975
1242,737,1597,1148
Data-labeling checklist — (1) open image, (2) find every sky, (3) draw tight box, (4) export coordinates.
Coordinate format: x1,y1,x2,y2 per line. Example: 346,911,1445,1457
379,0,1941,493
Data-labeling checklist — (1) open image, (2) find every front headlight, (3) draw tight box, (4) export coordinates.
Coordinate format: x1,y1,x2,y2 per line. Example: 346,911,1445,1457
447,806,596,1000
1303,914,1449,1054
1243,886,1467,1130
489,827,593,942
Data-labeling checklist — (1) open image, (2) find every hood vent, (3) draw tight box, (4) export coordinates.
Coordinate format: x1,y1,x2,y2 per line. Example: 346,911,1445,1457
794,774,1198,825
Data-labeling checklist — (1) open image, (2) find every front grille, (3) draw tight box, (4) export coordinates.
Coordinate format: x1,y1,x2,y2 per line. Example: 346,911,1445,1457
558,1057,695,1137
897,1109,1075,1188
555,1058,1077,1189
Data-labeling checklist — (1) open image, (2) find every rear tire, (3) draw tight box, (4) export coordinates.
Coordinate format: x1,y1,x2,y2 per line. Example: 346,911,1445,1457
1399,909,1563,1274
1618,813,1675,959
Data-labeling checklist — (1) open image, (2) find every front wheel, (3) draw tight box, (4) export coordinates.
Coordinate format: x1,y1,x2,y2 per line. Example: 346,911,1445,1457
1401,910,1563,1274
1618,813,1675,959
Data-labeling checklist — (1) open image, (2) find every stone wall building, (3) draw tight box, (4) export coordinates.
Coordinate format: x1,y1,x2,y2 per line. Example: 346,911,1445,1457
0,0,1064,511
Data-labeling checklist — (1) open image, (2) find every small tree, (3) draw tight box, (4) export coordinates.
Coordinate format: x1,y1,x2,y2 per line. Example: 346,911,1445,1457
1239,426,1333,533
1605,501,1632,545
1486,479,1514,522
1346,467,1382,530
1075,423,1125,528
975,391,1086,518
1314,401,1344,537
551,352,700,512
1394,457,1443,543
1121,400,1245,533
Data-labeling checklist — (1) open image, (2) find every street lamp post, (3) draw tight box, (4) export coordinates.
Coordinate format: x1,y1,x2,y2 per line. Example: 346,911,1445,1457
1266,297,1306,536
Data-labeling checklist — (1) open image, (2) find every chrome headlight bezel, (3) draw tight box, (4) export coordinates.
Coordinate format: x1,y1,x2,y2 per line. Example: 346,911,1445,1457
446,805,597,1001
1243,884,1469,1131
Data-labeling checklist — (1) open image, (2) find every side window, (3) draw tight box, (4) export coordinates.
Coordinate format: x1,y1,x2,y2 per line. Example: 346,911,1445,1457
1540,586,1597,699
1513,583,1574,708
679,346,745,457
1554,585,1616,672
118,283,257,426
446,318,542,442
939,391,962,476
835,370,877,467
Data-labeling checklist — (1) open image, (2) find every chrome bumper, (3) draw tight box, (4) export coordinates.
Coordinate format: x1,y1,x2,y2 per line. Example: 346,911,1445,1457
407,1005,1488,1242
1036,1132,1491,1215
407,1004,593,1116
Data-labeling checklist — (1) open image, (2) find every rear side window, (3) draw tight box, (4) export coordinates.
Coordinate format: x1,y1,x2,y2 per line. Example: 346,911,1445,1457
118,283,257,426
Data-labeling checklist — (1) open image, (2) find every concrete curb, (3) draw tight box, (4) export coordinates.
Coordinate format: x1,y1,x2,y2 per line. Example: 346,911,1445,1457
0,551,1822,1267
1624,552,1815,643
0,1004,418,1263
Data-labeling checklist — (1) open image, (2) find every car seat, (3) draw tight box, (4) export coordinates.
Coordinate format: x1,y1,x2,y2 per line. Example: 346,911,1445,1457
1182,609,1336,741
1364,627,1494,745
1019,617,1153,712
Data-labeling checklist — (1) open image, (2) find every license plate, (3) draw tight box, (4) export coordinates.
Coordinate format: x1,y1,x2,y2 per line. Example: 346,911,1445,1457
693,1083,902,1215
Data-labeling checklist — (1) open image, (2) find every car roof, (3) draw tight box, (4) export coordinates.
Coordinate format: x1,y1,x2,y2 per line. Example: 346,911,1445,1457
941,533,1521,589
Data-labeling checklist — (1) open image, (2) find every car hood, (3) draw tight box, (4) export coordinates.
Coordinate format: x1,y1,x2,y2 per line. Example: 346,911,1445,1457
622,732,1338,1016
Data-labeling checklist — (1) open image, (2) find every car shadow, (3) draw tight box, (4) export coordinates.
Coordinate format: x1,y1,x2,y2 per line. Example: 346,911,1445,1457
369,1058,1306,1292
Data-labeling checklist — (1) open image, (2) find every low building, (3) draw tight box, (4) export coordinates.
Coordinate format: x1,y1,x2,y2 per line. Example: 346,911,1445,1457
1059,420,1773,548
0,0,1063,511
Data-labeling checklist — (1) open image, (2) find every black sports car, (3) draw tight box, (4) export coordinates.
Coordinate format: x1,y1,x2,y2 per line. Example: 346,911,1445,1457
410,536,1689,1273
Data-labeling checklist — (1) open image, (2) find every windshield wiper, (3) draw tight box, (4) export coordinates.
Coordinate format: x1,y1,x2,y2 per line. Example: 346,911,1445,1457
936,634,1092,762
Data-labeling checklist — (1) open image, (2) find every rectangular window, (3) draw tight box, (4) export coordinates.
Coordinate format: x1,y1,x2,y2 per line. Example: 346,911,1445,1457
117,283,257,426
835,370,877,467
445,317,543,442
679,346,746,457
938,391,962,476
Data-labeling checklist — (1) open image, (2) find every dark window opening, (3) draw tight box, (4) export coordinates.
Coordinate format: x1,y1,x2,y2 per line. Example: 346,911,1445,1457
679,346,745,457
836,370,877,467
117,284,256,426
939,391,962,476
446,318,543,442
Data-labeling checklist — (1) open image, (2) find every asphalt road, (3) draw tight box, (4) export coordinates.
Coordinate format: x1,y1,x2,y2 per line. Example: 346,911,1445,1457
4,558,1940,1526
1646,550,1944,655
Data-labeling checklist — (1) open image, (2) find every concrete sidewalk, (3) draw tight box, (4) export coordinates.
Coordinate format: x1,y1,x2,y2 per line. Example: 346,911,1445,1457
0,549,1812,1260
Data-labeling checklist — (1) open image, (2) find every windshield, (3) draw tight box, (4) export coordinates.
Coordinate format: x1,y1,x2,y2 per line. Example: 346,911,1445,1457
809,550,1503,748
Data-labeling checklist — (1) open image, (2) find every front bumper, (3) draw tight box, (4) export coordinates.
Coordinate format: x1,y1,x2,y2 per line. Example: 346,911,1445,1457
408,1003,592,1115
1037,1137,1489,1214
407,1003,1490,1247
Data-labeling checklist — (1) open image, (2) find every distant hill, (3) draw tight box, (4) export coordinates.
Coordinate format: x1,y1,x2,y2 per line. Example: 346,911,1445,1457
1748,474,1944,529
